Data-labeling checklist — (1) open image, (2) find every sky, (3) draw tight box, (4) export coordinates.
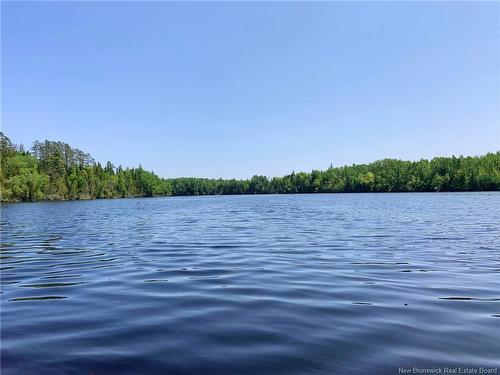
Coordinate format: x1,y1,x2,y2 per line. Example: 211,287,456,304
2,2,499,179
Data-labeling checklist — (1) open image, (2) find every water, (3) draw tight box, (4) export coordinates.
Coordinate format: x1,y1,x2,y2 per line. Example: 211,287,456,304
1,193,499,374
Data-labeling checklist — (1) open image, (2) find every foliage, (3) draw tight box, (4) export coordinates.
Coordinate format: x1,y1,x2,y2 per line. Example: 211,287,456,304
1,132,499,202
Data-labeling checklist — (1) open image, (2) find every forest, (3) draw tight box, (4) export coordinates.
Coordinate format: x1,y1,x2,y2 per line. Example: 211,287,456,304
1,132,499,202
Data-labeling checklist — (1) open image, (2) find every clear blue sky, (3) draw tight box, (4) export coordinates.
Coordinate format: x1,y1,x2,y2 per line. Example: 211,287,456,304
2,2,499,179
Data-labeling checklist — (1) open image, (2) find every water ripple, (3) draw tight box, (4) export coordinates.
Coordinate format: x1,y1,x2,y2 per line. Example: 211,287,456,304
1,193,500,374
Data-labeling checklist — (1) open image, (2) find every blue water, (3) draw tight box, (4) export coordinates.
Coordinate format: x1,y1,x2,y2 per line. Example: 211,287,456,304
1,193,499,374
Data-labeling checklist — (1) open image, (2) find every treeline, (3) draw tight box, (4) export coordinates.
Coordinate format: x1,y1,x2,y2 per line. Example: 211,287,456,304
1,132,499,202
0,133,171,202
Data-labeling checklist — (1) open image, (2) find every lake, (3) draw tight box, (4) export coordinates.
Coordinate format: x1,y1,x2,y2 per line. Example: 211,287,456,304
1,193,499,374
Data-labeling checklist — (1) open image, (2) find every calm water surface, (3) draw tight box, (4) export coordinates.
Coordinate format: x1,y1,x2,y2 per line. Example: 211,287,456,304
1,193,499,374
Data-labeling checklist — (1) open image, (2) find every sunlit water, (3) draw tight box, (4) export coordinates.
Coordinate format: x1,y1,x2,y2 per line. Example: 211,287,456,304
1,193,499,374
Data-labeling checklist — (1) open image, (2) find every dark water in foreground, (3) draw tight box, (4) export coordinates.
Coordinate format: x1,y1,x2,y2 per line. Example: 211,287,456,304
1,193,499,374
